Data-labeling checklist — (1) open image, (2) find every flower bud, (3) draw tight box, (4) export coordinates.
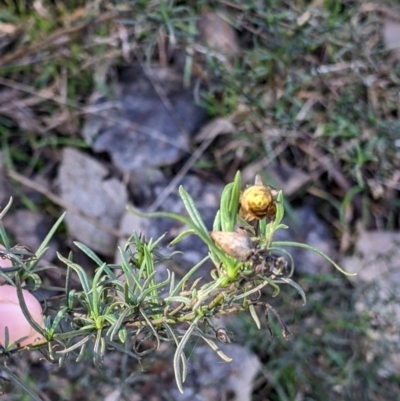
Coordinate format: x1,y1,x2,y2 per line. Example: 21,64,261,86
210,231,254,261
239,184,278,221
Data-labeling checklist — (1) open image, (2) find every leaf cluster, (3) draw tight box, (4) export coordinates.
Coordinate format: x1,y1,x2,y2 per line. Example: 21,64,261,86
0,172,351,394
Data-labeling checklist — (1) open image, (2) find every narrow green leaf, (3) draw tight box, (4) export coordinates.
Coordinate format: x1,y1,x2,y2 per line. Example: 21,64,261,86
169,256,209,297
227,171,241,229
164,296,191,306
0,269,14,285
197,332,232,362
56,335,91,355
48,307,69,338
164,323,188,383
118,326,128,343
0,223,10,249
2,326,10,349
57,253,92,300
148,232,167,249
15,275,45,337
2,365,42,401
106,340,140,361
249,303,261,329
118,247,142,293
91,263,108,318
143,245,155,283
73,241,104,266
232,281,270,301
273,191,285,227
128,206,214,250
212,210,222,232
271,241,355,276
220,183,234,232
128,205,190,225
280,277,307,305
178,186,208,235
139,307,161,350
219,172,241,232
169,229,195,246
28,212,65,269
128,206,228,266
93,329,105,366
0,197,13,219
137,271,171,303
76,340,89,362
174,316,201,393
259,217,267,237
74,242,116,280
169,270,175,296
108,308,131,341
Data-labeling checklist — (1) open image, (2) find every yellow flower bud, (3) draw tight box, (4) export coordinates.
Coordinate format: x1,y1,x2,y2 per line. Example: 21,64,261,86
239,184,278,221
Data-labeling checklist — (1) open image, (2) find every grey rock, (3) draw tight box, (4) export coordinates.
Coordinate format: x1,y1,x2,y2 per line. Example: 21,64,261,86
83,66,208,172
169,344,260,401
57,147,127,256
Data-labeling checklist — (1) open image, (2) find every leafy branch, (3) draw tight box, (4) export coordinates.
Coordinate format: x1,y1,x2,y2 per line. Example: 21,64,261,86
0,171,353,394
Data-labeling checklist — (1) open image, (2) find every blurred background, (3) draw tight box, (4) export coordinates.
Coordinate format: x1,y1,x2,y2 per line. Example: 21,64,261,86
1,0,400,400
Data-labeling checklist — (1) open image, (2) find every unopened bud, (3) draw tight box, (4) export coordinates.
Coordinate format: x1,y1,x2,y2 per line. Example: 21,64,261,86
210,231,254,261
239,184,278,221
